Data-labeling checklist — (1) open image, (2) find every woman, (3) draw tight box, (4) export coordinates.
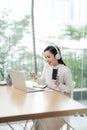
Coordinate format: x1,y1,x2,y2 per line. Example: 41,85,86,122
30,45,74,130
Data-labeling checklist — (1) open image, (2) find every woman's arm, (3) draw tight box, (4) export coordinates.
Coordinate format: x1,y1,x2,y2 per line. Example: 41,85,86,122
55,67,74,94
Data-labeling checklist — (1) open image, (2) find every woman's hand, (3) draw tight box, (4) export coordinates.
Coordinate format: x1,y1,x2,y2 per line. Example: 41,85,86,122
29,72,37,80
55,76,60,86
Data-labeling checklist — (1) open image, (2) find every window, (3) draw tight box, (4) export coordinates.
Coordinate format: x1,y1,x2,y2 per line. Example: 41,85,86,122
0,0,87,100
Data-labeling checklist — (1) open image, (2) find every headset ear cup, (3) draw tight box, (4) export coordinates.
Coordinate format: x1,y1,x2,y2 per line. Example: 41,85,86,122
55,53,60,60
54,46,61,60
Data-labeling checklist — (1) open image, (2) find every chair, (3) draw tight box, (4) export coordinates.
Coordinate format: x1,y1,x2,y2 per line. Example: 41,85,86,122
62,81,87,130
63,116,87,130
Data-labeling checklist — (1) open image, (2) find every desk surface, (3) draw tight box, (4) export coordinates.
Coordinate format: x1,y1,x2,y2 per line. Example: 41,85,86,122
0,86,87,123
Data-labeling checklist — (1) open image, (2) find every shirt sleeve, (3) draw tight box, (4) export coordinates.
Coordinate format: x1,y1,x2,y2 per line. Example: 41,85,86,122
36,64,46,84
58,68,74,94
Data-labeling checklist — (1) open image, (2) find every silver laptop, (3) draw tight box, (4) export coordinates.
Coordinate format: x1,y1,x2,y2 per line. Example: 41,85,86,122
9,70,44,92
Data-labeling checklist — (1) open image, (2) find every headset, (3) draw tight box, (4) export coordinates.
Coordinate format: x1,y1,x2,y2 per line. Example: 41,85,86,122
54,46,61,60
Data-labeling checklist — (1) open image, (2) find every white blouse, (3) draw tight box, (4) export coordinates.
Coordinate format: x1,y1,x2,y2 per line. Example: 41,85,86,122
37,63,74,93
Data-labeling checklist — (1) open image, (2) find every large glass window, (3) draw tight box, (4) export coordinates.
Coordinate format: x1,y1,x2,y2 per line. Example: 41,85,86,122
0,0,87,101
0,0,34,79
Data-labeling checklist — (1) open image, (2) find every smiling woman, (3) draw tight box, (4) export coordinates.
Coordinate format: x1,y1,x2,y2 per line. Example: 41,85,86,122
29,45,74,130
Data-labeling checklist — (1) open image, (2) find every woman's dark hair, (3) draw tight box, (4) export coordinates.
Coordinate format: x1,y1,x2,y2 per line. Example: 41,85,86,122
44,46,66,65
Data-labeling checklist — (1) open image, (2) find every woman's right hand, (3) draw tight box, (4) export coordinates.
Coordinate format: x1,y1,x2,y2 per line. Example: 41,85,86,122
29,72,37,80
55,76,60,86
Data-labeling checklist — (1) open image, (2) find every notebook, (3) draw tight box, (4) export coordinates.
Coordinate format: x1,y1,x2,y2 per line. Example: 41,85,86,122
9,70,45,92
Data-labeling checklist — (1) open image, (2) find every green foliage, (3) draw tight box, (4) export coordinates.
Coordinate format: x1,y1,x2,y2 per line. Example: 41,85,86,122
59,24,87,40
0,9,87,89
63,55,83,88
0,10,31,80
57,24,87,88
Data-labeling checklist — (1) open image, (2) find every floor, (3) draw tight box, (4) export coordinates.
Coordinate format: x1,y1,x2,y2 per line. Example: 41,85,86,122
0,100,87,130
0,121,32,130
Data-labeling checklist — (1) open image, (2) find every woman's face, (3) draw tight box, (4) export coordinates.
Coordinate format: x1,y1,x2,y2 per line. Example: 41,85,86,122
44,50,58,66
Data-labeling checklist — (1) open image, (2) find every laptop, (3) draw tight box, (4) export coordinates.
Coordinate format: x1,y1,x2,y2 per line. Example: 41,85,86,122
9,70,44,92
